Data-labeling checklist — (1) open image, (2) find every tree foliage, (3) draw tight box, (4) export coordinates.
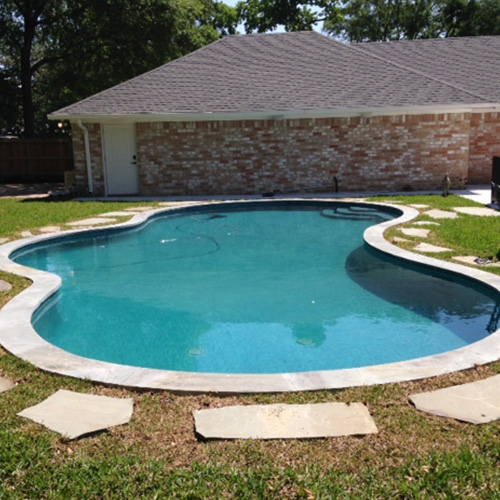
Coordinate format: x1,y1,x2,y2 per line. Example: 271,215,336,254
0,0,238,137
237,0,500,41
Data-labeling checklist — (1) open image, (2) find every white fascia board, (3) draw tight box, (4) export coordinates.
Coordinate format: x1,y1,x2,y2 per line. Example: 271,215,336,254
48,103,500,124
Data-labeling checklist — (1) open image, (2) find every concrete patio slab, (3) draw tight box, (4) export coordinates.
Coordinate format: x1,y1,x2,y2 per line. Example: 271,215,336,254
423,209,458,219
0,279,12,292
0,375,15,393
410,375,500,424
98,211,134,217
453,207,500,217
67,217,117,227
414,243,452,253
399,228,430,238
18,390,134,439
194,402,378,440
39,226,61,233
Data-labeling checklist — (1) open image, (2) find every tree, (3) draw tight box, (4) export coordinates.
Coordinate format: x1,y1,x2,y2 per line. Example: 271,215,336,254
237,0,325,32
324,0,440,41
439,0,500,37
0,0,238,137
236,0,500,40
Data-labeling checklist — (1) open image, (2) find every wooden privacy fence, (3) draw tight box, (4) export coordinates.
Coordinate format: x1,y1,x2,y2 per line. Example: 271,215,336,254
0,138,74,182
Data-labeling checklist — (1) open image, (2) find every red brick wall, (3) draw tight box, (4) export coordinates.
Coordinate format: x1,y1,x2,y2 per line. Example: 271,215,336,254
469,112,500,184
72,112,474,196
135,114,469,196
71,123,105,195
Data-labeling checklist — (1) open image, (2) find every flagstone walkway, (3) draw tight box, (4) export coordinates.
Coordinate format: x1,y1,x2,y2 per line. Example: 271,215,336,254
395,203,500,264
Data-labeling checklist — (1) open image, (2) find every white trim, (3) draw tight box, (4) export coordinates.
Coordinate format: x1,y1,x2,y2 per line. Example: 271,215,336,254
100,124,109,197
48,103,500,124
75,120,94,194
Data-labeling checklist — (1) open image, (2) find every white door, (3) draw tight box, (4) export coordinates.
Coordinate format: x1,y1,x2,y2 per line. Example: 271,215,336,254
103,124,138,195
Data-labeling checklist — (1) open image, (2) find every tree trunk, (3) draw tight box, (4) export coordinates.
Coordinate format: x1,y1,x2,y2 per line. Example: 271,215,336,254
20,48,35,138
20,5,37,138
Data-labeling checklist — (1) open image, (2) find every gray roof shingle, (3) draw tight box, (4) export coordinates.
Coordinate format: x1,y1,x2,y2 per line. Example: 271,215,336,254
51,31,500,118
357,36,500,104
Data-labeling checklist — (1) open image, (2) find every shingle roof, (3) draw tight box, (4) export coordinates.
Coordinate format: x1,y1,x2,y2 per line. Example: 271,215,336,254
51,31,500,118
357,36,500,104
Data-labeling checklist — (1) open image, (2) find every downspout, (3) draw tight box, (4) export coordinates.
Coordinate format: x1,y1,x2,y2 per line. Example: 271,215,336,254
76,120,94,194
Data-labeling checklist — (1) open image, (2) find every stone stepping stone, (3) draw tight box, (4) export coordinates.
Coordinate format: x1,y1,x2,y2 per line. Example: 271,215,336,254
18,390,134,440
408,204,430,209
124,206,154,212
392,236,411,244
0,237,9,244
411,221,440,226
399,228,430,238
410,375,500,424
453,256,500,267
39,226,61,233
194,402,378,440
19,230,34,238
67,217,117,227
422,209,458,220
98,211,134,217
0,375,15,393
0,279,12,292
453,207,500,217
414,242,452,253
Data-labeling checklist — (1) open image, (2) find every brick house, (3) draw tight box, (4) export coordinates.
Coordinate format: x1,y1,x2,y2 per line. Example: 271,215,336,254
49,32,500,196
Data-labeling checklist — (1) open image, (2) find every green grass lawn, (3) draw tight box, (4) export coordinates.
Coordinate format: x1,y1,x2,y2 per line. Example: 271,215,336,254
369,195,500,275
1,195,500,499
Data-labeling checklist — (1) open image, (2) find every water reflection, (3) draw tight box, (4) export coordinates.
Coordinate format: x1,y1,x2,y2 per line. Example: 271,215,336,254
345,245,500,343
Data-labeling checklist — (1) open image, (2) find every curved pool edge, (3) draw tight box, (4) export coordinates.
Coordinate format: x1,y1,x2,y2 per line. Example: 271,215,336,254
0,199,499,394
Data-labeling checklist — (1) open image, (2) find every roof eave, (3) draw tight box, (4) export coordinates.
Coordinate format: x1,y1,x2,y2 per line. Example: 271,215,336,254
48,103,500,123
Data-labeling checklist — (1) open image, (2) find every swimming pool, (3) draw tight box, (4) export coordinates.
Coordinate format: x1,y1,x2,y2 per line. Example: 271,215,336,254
1,200,500,392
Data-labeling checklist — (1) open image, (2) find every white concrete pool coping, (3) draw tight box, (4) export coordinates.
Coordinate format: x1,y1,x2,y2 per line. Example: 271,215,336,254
1,198,499,394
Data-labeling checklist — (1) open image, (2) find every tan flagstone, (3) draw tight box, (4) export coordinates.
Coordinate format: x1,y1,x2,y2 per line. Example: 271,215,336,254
410,375,500,424
39,226,62,233
422,209,458,219
0,237,10,244
452,255,500,267
124,206,154,212
67,217,117,227
399,228,430,238
18,390,134,440
453,207,500,217
194,402,378,440
0,279,12,292
97,211,134,217
0,375,15,393
410,221,440,226
414,243,452,253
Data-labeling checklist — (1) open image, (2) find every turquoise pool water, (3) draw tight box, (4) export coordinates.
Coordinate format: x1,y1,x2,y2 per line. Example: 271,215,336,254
14,202,499,374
